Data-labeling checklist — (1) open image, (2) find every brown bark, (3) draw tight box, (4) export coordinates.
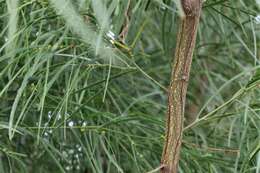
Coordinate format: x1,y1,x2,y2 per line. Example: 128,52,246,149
161,0,202,172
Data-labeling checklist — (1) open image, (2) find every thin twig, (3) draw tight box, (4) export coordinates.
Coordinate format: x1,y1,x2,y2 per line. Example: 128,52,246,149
119,0,131,42
183,141,240,155
146,165,166,173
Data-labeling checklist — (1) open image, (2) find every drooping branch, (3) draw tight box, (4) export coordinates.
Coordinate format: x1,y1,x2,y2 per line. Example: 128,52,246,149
161,0,202,172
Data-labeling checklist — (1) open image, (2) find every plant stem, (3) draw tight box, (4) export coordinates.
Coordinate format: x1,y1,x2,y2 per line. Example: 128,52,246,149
161,0,202,172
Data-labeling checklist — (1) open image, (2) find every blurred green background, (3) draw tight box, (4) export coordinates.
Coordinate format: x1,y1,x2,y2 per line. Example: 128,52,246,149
0,0,259,172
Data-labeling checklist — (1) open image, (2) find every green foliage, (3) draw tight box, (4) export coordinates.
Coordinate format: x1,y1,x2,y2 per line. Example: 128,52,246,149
0,0,259,172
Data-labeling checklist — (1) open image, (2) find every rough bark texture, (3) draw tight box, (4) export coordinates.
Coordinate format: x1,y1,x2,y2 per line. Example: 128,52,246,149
161,0,202,173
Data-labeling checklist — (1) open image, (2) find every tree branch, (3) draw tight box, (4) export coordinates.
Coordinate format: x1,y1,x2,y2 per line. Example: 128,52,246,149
161,0,203,172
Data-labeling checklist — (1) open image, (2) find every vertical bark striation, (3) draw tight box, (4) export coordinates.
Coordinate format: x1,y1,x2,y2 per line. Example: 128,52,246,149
161,0,202,172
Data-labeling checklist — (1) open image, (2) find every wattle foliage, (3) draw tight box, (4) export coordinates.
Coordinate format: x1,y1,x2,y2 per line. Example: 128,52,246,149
0,0,259,172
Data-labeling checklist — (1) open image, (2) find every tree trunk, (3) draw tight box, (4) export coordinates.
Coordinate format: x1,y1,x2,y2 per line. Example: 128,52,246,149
161,0,202,172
